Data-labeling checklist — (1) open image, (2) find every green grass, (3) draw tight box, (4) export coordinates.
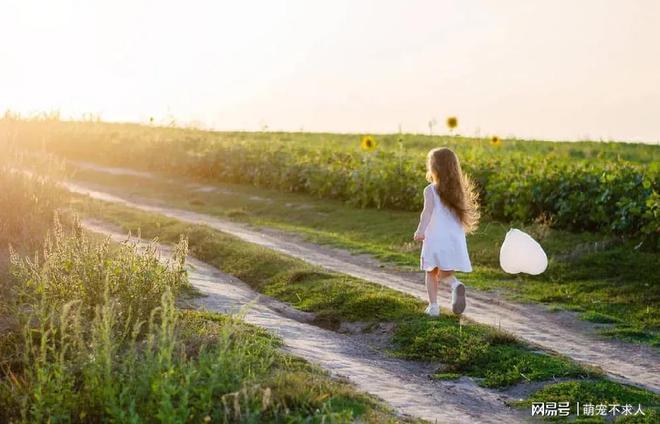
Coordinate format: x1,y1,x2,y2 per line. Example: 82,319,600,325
392,318,591,388
0,170,412,423
581,311,624,324
0,226,407,423
71,196,607,389
4,123,659,417
431,373,461,381
6,123,657,421
68,166,660,346
0,149,68,314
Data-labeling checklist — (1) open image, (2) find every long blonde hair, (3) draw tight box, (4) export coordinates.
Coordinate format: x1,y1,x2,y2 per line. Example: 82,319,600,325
426,147,480,233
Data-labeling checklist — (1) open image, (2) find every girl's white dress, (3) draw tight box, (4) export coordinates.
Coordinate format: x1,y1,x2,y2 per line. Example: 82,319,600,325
415,183,472,272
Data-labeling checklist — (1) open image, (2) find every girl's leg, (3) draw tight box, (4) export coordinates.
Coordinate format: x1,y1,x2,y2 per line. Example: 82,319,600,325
424,268,441,316
425,268,439,304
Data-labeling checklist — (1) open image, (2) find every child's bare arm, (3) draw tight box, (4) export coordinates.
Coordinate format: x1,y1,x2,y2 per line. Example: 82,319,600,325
414,185,434,240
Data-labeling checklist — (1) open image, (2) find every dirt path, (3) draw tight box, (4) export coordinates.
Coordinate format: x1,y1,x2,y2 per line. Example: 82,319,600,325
60,164,659,393
81,219,527,424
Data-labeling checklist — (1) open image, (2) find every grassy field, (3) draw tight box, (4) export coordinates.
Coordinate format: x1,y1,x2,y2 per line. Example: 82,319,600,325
7,118,658,162
2,119,659,422
2,168,656,422
0,154,411,422
66,192,659,422
4,119,659,238
2,118,657,345
68,166,660,346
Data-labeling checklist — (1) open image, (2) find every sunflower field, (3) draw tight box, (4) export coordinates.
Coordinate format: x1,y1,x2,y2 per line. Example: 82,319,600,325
3,118,658,240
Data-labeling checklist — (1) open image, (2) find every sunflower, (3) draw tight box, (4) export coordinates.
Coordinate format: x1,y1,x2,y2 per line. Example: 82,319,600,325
490,135,502,147
361,135,377,151
446,116,458,131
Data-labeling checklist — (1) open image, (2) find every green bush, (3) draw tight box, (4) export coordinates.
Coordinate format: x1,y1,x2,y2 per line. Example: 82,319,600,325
484,158,659,236
98,138,660,239
0,228,376,422
9,217,189,327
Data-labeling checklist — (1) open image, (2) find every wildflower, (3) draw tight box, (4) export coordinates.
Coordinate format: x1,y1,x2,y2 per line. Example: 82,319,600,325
361,135,377,151
446,116,458,131
490,136,502,147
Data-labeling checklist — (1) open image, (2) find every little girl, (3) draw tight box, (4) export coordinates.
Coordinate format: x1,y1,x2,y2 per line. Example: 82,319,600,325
413,147,480,316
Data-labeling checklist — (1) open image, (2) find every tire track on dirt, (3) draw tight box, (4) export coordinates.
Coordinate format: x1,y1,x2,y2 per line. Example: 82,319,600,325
81,219,526,424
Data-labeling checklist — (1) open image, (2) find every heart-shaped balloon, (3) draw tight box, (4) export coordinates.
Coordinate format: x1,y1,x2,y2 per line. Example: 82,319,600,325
499,229,548,275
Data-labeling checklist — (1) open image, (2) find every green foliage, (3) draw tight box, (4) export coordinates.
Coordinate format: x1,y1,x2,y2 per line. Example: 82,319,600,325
0,293,371,422
81,204,604,389
484,157,659,238
6,119,658,238
67,170,659,345
118,218,422,329
0,156,69,326
391,317,595,388
0,170,398,422
9,217,189,327
0,229,396,422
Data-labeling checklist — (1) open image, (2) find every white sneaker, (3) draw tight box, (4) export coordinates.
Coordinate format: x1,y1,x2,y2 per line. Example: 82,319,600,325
424,303,440,317
451,282,466,315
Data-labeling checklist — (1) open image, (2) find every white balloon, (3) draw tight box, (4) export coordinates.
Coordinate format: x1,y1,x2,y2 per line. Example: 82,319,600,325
499,229,548,275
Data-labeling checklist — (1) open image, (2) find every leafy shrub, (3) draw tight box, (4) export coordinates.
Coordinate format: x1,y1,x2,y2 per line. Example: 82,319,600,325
0,228,373,422
9,217,189,327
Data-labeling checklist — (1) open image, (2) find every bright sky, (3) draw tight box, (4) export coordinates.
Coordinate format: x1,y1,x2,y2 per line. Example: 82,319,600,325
1,0,659,142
